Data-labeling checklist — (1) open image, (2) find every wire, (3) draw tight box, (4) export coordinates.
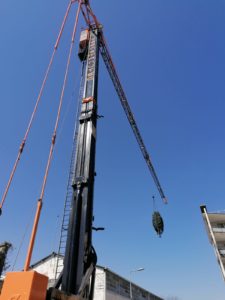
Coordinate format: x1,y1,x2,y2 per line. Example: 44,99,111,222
152,195,156,211
57,52,86,146
11,206,36,271
0,0,74,215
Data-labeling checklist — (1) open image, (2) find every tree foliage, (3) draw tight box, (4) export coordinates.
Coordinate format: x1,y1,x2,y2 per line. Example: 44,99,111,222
0,242,12,277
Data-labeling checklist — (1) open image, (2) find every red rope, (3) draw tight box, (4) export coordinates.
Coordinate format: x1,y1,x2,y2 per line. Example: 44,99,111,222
0,1,74,214
39,2,81,201
23,1,82,271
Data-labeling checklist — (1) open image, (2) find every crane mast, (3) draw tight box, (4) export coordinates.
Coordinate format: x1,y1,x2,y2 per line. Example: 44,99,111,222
60,28,99,298
53,23,167,299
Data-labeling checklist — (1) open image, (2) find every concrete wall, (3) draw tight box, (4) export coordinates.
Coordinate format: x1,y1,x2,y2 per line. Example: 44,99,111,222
106,290,128,300
105,269,163,300
29,255,163,300
32,255,63,288
93,267,105,300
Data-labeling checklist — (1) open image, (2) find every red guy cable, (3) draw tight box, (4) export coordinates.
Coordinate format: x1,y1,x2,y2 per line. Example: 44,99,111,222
0,0,74,215
24,1,81,271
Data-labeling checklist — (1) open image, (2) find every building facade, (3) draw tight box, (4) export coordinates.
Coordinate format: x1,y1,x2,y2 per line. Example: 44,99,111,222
30,253,163,300
95,266,163,300
201,205,225,281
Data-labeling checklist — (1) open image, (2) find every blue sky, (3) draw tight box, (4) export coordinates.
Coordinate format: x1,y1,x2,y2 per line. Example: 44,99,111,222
1,1,225,299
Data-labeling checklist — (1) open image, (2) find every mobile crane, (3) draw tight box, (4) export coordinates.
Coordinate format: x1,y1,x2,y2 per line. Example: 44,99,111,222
0,1,167,300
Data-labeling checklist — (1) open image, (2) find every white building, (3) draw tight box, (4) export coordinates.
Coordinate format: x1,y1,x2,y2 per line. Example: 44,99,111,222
30,252,163,300
201,205,225,281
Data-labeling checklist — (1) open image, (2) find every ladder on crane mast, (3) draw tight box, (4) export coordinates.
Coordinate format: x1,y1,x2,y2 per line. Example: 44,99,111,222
55,61,87,280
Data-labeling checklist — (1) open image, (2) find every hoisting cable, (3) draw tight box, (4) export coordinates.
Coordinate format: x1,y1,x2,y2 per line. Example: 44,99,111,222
0,0,76,216
152,195,156,211
23,1,81,271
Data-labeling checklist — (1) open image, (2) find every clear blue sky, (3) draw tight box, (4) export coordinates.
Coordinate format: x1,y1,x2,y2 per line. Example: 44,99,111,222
1,1,225,299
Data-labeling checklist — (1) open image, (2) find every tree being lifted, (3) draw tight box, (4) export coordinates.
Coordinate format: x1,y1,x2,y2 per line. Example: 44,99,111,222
0,242,12,278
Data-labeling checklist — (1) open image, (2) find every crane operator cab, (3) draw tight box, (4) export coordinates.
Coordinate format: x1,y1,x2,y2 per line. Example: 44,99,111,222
78,29,90,61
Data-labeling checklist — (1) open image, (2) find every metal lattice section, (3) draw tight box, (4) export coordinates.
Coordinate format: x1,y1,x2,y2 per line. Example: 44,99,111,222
55,62,86,280
99,33,167,204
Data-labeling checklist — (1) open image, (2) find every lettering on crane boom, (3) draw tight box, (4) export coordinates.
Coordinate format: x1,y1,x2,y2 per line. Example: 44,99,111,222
87,33,96,81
